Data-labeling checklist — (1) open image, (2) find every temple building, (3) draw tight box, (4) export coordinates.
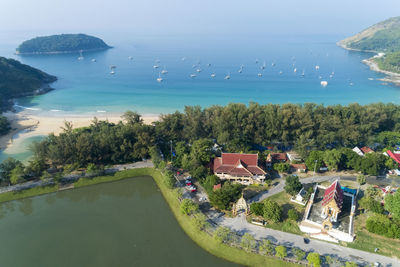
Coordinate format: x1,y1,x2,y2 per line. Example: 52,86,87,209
321,180,344,223
212,153,266,185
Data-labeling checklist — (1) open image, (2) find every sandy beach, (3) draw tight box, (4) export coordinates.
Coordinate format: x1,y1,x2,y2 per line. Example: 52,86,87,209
0,111,159,151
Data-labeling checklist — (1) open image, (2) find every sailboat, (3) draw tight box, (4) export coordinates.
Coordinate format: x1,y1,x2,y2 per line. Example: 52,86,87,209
161,66,168,74
190,74,197,78
320,81,328,87
157,73,163,83
261,61,266,70
91,59,96,62
196,68,202,73
279,71,283,75
77,50,84,60
211,73,216,78
257,73,263,77
153,64,160,69
315,65,320,71
110,65,116,75
224,73,231,80
293,68,297,73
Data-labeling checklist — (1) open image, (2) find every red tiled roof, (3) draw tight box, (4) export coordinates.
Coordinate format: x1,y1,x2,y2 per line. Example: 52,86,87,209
221,153,258,165
322,180,344,208
213,184,221,191
360,146,373,154
290,164,307,170
213,153,266,177
387,150,400,165
273,153,288,161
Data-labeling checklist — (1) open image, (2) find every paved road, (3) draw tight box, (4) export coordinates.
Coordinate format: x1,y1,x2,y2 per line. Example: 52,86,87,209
213,214,398,267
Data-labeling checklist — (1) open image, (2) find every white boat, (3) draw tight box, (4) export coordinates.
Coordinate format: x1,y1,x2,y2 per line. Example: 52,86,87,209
301,70,305,77
294,68,297,73
153,65,160,69
207,63,211,67
128,56,133,60
196,68,202,73
224,73,231,80
157,73,163,83
368,78,374,80
320,81,328,87
211,73,216,78
161,66,168,74
91,59,96,62
279,71,283,75
315,65,320,70
190,74,197,78
78,50,84,60
110,70,115,75
271,62,276,67
257,73,262,77
350,82,354,86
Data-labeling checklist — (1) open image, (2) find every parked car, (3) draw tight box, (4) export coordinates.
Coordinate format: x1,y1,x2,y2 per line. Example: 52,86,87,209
303,238,310,244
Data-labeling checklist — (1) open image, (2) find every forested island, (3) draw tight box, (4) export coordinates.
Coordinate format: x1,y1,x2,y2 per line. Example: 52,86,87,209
339,16,400,75
16,34,111,55
0,57,57,135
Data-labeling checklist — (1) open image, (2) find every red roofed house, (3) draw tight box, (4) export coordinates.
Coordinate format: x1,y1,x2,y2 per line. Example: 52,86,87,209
360,146,373,154
266,153,288,167
387,150,400,167
213,153,266,185
290,163,307,173
321,180,344,223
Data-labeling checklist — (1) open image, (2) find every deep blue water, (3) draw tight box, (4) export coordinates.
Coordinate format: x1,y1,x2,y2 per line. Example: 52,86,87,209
1,33,399,116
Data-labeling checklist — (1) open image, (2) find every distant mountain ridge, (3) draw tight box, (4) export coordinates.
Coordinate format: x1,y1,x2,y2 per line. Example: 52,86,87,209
0,57,57,108
16,34,111,55
339,16,400,52
339,17,400,75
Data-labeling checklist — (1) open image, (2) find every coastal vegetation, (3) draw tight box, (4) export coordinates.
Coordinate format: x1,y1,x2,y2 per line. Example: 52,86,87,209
16,34,111,54
340,16,400,74
340,16,400,53
0,56,57,135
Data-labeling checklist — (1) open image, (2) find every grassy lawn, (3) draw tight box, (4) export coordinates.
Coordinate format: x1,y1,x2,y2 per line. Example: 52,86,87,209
0,184,59,203
347,212,400,258
264,192,305,235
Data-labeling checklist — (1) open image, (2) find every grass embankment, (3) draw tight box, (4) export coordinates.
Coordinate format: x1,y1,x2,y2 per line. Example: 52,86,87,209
0,168,296,266
0,184,58,203
77,168,297,266
347,212,400,258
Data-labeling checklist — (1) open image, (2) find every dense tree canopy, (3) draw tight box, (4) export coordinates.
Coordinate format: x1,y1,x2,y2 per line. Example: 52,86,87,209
16,34,110,54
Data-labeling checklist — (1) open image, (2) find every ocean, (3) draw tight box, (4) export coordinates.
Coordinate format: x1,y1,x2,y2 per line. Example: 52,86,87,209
0,32,399,161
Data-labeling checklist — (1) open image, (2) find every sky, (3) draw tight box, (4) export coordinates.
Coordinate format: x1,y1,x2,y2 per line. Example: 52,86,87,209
0,0,399,37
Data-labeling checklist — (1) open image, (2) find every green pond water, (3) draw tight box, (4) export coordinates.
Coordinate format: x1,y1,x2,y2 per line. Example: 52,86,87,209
0,176,236,267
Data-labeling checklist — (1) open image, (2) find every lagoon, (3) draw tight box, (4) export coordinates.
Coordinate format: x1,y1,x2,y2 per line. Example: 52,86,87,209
0,176,236,267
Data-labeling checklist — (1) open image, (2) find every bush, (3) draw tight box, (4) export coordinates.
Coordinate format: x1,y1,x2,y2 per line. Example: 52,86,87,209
213,226,232,244
284,175,302,196
164,170,176,189
273,163,290,173
287,208,299,221
275,245,287,258
180,199,199,215
357,174,366,185
209,183,242,210
250,202,264,216
263,199,282,222
359,197,384,214
292,247,306,261
366,214,400,238
259,239,274,255
192,213,208,230
240,233,256,252
307,252,321,267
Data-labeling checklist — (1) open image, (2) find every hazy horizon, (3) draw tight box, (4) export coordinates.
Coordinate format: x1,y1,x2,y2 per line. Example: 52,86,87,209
1,0,399,38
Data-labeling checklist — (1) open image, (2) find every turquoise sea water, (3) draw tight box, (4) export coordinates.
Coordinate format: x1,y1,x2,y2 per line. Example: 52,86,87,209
1,33,399,116
0,32,399,161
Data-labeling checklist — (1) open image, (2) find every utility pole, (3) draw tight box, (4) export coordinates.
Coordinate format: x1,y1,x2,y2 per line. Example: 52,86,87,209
170,140,173,162
314,159,318,175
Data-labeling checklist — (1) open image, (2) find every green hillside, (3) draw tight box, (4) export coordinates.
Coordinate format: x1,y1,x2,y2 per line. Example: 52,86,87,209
339,16,400,52
16,34,111,54
0,57,57,107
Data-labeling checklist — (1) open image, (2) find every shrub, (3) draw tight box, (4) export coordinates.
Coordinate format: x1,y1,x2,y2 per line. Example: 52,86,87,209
259,239,274,255
263,199,282,222
213,226,232,244
366,214,400,239
292,247,306,261
307,252,321,267
284,175,302,196
192,213,208,230
240,233,256,252
275,245,287,258
180,199,199,215
250,202,264,216
357,174,366,185
273,163,290,173
287,208,299,221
